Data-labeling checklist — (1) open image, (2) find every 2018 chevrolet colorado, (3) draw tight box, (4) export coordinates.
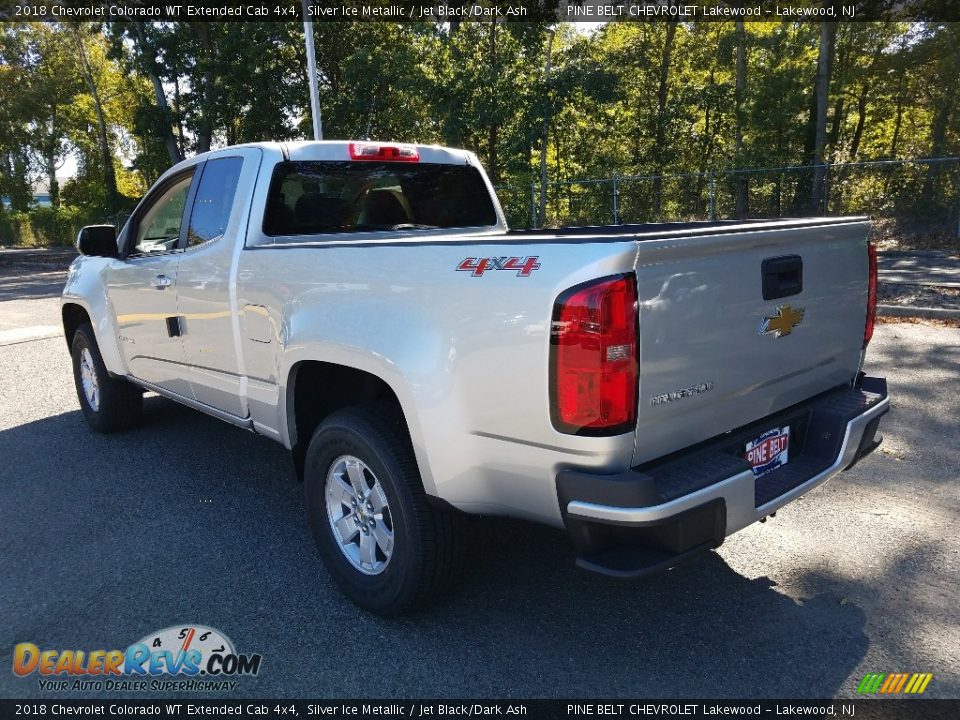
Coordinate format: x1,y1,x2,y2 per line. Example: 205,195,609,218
62,140,889,614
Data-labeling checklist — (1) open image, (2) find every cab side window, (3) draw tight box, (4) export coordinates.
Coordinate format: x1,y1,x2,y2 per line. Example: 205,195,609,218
132,174,193,255
187,157,244,247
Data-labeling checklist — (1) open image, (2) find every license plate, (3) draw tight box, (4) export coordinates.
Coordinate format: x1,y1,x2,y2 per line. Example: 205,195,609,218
744,426,790,477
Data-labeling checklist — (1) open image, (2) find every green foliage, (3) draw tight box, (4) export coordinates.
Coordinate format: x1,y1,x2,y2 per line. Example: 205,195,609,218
0,20,958,230
0,210,29,246
27,205,84,246
0,205,98,248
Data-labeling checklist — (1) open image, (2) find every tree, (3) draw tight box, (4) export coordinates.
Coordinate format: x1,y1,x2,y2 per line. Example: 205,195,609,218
0,24,36,212
916,23,960,204
734,20,747,218
2,19,958,236
110,22,183,166
537,27,555,227
810,21,837,213
71,24,119,213
650,23,677,218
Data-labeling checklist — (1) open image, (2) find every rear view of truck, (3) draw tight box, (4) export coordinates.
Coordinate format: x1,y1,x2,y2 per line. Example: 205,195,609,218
63,139,889,615
553,219,888,577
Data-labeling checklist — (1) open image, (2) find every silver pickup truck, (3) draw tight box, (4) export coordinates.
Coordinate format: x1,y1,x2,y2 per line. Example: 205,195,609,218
62,140,889,615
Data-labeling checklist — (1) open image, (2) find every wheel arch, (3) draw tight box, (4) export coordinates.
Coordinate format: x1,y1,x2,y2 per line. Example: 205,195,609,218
284,359,435,495
62,303,91,350
61,262,127,377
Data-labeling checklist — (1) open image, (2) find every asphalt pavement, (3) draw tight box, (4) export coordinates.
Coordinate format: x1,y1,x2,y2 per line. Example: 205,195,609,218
0,264,957,700
0,262,65,341
877,250,960,287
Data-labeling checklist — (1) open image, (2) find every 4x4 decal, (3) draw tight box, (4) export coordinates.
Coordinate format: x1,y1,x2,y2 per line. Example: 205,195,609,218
456,256,541,277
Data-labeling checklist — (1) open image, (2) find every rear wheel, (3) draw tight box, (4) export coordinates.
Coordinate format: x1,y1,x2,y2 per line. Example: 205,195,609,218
71,323,142,433
304,404,464,615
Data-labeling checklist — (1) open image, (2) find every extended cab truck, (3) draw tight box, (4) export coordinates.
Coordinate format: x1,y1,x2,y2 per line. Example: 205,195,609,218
62,141,889,615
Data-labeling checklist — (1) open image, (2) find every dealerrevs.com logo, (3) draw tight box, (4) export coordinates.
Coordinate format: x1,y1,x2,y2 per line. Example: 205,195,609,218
12,625,262,692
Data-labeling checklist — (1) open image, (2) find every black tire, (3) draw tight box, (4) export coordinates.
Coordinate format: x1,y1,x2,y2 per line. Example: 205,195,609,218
304,404,464,616
71,323,143,433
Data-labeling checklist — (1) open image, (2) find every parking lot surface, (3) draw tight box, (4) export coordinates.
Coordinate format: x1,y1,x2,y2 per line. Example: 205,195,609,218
0,263,957,699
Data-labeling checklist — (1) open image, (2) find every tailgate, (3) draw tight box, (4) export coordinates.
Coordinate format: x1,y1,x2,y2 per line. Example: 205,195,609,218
631,219,870,466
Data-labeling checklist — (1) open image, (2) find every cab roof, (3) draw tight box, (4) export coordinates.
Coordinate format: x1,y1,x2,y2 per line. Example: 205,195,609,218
218,140,476,166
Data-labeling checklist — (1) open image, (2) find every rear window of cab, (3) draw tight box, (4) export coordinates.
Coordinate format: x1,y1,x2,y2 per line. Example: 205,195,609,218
262,161,498,237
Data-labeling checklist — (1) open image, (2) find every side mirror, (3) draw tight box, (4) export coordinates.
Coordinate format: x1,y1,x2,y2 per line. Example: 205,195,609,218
76,225,118,258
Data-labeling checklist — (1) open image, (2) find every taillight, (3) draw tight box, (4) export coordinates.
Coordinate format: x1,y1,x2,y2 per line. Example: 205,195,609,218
348,142,419,162
550,274,638,435
864,242,878,346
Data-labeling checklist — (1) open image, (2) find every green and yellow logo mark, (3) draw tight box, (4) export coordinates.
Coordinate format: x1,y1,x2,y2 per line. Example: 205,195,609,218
857,673,934,695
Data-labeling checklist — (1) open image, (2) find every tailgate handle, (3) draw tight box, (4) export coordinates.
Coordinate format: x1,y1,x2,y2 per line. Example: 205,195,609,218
762,255,803,300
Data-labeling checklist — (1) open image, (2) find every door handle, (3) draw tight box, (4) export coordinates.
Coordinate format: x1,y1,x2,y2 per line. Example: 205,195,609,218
151,274,172,290
761,255,803,300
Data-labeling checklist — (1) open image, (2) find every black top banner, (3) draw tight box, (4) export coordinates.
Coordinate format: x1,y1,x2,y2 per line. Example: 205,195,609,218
0,700,958,720
2,0,960,23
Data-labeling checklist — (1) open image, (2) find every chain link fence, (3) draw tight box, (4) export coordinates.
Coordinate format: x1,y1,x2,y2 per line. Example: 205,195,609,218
498,157,960,243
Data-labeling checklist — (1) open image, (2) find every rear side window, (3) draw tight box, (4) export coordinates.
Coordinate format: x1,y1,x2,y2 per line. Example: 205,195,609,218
262,161,497,237
188,157,244,247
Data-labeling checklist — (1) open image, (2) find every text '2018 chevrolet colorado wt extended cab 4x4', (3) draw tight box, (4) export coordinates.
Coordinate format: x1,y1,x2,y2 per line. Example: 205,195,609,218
63,140,889,615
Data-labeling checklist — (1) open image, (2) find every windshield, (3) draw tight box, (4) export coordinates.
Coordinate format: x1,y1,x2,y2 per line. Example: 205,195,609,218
262,161,498,236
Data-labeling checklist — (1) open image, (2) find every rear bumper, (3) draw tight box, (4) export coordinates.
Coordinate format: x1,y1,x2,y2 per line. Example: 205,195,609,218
558,376,890,577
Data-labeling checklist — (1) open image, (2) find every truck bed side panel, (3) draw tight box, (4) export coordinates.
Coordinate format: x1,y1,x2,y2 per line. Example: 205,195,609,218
235,238,639,525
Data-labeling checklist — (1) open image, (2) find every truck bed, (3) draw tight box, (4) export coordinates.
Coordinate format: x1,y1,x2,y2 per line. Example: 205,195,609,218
506,216,864,240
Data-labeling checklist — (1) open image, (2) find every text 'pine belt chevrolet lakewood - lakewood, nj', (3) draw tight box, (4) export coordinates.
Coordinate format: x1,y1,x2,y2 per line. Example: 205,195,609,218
63,141,889,615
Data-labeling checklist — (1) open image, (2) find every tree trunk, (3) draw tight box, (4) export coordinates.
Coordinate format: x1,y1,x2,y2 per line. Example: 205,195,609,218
650,23,677,219
45,138,59,209
828,94,845,149
72,27,119,213
927,95,954,160
43,108,61,209
848,82,869,160
486,19,499,184
889,82,904,158
695,104,710,216
537,29,555,228
810,22,837,213
132,24,182,165
921,92,955,202
696,31,723,218
734,20,748,219
827,34,848,150
173,78,186,157
193,23,217,154
12,151,32,212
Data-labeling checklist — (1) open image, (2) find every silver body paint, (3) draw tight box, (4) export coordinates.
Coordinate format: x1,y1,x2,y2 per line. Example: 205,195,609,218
63,141,874,531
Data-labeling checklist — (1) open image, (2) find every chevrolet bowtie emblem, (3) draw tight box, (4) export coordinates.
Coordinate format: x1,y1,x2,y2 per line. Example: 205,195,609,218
759,305,805,338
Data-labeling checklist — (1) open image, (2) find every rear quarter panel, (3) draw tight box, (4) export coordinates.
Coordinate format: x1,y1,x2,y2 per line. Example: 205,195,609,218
236,237,639,525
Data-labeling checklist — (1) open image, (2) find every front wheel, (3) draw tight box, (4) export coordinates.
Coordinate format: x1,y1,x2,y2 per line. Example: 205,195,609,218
304,405,464,616
71,323,143,433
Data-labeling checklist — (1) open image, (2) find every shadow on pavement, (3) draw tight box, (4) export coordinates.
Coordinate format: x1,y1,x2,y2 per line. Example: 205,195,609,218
0,396,873,699
0,266,68,302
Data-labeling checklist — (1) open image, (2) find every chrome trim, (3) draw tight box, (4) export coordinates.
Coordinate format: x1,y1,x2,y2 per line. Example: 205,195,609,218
751,395,890,520
568,470,756,526
567,395,890,536
127,377,253,430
